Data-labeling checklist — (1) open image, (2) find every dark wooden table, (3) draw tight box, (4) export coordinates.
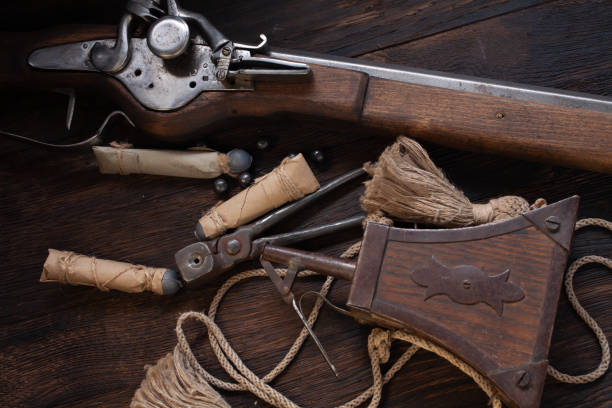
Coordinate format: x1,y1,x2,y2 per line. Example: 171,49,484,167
1,1,610,407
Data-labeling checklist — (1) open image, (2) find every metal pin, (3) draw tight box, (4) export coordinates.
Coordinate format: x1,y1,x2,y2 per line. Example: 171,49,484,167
52,88,76,130
291,297,338,377
66,92,76,130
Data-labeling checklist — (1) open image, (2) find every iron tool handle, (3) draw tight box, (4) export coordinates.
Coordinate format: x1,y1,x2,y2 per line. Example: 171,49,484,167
261,245,356,282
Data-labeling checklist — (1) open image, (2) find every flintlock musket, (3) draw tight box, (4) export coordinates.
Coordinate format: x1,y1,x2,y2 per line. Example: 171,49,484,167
1,0,611,172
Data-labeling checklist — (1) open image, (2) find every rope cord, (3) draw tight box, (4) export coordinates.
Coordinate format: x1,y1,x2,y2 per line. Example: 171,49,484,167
546,218,611,383
173,265,503,408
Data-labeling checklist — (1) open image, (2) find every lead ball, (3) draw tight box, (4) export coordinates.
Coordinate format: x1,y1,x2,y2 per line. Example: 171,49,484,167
256,139,270,151
238,172,253,188
214,177,229,194
161,269,184,295
310,149,325,163
226,148,253,174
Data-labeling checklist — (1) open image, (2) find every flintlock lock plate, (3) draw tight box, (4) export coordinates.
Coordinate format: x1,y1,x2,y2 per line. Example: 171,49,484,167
28,39,254,111
347,196,580,408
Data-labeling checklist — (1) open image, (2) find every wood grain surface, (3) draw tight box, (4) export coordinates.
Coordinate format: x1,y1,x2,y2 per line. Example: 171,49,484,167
348,203,579,408
0,1,611,408
361,78,612,173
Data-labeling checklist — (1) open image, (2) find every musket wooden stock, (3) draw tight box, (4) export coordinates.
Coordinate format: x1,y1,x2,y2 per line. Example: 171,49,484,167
2,26,611,172
361,78,612,173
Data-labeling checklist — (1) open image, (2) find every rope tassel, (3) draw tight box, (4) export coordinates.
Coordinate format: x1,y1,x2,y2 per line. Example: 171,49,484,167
361,136,545,226
131,347,230,408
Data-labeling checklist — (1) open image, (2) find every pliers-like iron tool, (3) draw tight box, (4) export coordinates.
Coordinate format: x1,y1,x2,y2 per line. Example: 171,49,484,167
175,168,366,287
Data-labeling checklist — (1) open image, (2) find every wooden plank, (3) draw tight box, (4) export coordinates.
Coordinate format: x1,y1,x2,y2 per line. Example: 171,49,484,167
0,0,611,407
199,0,550,56
1,120,610,408
1,0,549,56
362,0,612,94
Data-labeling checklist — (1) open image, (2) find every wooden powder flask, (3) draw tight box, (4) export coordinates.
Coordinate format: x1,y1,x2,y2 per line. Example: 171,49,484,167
261,196,580,408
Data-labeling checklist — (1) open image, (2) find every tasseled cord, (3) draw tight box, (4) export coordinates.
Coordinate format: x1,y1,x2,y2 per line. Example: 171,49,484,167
131,346,229,408
361,136,545,226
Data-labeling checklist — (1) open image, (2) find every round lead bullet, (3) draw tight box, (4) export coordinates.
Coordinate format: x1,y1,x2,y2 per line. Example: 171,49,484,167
238,172,253,188
213,178,229,194
226,149,253,174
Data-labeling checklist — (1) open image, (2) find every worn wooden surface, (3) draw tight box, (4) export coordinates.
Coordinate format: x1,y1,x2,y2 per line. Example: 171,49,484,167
349,202,579,408
0,1,611,407
362,78,612,173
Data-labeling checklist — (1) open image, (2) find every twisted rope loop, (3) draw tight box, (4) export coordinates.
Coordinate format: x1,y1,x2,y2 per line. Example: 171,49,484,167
546,218,611,383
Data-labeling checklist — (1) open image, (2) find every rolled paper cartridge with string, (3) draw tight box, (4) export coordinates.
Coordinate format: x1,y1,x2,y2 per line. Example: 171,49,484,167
40,249,183,295
195,153,320,240
93,144,253,179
